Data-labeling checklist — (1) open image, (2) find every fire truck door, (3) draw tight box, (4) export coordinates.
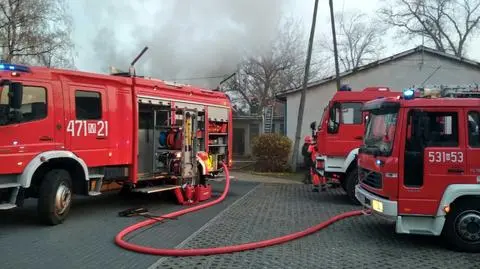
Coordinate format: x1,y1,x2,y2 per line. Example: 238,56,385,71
67,87,110,167
400,109,466,216
0,82,56,174
465,110,480,182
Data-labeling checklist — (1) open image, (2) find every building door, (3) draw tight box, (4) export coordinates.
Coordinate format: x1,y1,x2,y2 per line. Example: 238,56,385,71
233,128,245,156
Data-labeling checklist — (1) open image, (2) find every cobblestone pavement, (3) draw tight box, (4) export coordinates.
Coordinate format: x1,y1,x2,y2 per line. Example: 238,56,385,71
230,171,302,184
0,180,258,269
149,184,480,269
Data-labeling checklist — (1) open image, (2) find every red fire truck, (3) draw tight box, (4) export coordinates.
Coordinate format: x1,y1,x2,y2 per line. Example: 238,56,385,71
355,86,480,252
0,52,233,225
310,86,400,203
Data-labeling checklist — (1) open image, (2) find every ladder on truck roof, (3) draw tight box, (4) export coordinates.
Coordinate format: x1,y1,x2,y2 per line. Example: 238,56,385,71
414,84,480,98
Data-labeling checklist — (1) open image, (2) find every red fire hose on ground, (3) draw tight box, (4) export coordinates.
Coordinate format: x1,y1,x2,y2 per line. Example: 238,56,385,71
115,163,369,256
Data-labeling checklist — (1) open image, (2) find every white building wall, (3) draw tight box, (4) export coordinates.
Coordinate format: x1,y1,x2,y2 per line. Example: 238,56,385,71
286,52,480,164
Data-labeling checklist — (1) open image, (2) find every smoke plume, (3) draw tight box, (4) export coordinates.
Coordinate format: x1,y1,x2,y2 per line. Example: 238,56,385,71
85,0,289,88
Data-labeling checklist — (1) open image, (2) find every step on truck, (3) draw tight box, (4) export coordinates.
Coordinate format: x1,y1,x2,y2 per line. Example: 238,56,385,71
355,85,480,252
0,50,233,225
310,86,400,203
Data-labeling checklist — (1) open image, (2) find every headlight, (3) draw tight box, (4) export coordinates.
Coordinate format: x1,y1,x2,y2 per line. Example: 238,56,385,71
175,152,182,158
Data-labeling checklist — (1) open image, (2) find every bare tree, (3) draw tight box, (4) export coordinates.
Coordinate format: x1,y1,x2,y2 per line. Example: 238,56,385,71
0,0,75,68
224,18,324,114
379,0,480,57
321,10,386,71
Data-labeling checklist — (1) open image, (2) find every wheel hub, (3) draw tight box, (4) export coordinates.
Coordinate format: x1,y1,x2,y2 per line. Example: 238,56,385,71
55,183,72,215
456,211,480,242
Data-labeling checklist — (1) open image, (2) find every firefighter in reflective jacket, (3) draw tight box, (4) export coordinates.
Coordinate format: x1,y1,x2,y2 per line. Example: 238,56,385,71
308,139,326,192
302,136,313,184
302,136,327,192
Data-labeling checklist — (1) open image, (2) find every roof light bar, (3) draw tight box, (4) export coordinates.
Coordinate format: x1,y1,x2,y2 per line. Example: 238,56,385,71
0,63,31,73
403,88,415,100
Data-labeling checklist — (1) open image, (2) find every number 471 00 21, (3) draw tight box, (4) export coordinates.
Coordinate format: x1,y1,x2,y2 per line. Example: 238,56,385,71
66,120,109,137
428,151,464,163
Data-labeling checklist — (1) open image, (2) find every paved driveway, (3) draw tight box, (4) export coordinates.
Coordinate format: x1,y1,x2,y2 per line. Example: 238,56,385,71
151,184,479,269
1,176,478,269
0,180,258,269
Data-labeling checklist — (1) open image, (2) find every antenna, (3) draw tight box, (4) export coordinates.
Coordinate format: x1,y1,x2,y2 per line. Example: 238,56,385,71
129,46,149,77
420,65,441,86
219,72,236,86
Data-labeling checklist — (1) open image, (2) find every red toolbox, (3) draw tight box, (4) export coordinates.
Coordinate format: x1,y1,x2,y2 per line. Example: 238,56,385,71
195,184,212,202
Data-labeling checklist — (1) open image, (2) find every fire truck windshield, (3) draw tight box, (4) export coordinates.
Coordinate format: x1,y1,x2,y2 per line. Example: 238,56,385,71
362,111,398,156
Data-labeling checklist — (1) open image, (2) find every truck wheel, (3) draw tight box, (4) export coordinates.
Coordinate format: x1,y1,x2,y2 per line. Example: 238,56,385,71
443,201,480,253
345,168,360,205
37,169,73,225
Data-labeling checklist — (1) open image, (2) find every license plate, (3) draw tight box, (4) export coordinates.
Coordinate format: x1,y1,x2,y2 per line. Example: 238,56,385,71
372,199,383,213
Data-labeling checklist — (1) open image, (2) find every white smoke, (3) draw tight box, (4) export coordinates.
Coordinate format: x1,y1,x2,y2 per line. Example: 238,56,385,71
85,0,290,88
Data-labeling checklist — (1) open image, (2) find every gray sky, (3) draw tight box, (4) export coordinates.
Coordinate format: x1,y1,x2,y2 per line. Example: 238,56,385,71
69,0,480,88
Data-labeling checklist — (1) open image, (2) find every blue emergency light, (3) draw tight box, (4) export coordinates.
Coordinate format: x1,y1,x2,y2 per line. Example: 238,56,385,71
403,88,415,100
339,84,352,91
0,63,31,73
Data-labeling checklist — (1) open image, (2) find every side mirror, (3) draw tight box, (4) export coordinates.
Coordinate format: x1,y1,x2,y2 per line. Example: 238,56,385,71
310,121,316,130
327,120,338,134
329,106,335,119
8,82,23,109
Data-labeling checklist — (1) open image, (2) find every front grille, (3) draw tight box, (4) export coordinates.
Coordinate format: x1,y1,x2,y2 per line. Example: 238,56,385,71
359,167,382,189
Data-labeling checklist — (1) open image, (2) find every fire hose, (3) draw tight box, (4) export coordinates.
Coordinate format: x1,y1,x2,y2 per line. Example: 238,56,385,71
115,163,369,256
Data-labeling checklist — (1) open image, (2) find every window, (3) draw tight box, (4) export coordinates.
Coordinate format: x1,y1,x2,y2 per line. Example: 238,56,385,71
407,111,459,148
340,102,363,124
468,111,480,147
327,103,341,133
0,85,47,124
75,90,102,120
425,112,458,147
327,102,362,133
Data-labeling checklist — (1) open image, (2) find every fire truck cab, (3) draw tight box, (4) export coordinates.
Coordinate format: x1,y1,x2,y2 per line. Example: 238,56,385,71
0,62,232,225
311,86,400,203
355,86,480,252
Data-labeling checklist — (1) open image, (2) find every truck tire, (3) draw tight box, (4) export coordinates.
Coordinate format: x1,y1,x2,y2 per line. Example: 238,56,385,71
345,168,360,205
443,201,480,253
37,169,73,225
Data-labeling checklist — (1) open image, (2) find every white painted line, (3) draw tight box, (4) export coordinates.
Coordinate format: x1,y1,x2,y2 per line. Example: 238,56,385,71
147,183,261,269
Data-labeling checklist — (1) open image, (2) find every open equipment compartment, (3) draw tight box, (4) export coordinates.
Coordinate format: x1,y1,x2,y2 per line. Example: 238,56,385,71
205,105,230,176
138,102,171,176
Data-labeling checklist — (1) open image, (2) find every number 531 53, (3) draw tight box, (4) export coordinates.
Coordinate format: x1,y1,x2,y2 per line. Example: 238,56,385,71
428,151,464,163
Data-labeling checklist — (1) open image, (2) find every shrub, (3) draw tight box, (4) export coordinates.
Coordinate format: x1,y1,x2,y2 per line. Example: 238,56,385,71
251,133,292,172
